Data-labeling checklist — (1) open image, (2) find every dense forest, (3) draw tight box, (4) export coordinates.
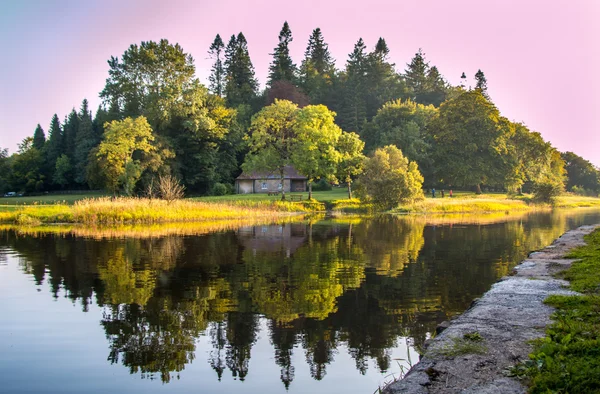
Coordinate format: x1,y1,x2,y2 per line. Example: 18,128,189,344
1,22,598,196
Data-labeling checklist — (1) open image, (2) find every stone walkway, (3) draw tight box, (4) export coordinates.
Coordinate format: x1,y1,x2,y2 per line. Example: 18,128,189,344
384,225,599,394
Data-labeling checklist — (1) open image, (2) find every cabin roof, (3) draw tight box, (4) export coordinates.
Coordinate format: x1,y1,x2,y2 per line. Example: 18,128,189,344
236,165,307,180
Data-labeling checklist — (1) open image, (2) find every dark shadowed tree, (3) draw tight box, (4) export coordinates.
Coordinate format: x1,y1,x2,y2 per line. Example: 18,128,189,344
268,21,297,86
208,34,225,97
224,33,259,107
33,124,45,150
299,27,336,105
266,80,309,107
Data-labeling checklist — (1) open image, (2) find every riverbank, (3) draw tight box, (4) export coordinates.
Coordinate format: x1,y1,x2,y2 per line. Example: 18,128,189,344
383,224,599,394
0,197,314,225
1,192,599,224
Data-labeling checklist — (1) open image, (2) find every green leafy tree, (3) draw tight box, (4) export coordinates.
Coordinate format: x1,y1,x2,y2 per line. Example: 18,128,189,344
428,90,512,193
97,116,157,194
362,99,436,165
268,21,297,85
299,28,336,104
242,100,299,200
336,131,365,199
561,151,600,194
532,150,566,203
208,34,225,97
100,39,196,128
224,33,258,107
291,105,342,199
357,145,424,209
53,154,72,188
10,137,45,192
32,124,45,150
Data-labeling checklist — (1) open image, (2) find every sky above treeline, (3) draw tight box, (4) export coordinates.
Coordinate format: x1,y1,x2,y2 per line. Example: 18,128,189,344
1,0,598,166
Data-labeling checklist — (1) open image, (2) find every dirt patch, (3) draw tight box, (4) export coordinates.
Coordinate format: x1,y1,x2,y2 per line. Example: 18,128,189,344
383,225,599,394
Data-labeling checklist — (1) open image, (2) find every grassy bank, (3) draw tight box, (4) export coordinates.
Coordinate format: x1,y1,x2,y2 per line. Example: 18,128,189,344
0,197,314,225
520,228,600,393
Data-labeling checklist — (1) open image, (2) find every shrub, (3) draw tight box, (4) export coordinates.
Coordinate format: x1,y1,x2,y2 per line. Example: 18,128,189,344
533,178,563,204
311,178,332,191
212,182,229,196
157,174,186,201
357,145,424,210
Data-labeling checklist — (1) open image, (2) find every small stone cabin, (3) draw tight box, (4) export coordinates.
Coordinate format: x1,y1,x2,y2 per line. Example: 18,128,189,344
235,166,307,194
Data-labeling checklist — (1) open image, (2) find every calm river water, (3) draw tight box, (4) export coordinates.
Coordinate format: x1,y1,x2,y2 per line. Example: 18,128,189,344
1,209,599,394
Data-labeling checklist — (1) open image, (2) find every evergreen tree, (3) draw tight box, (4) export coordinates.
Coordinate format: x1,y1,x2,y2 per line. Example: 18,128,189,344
74,99,96,185
421,66,447,106
299,28,336,104
268,21,297,86
338,38,368,132
208,34,225,96
63,108,80,161
224,33,258,107
44,114,64,186
474,69,488,97
32,124,45,150
364,37,407,120
405,49,429,103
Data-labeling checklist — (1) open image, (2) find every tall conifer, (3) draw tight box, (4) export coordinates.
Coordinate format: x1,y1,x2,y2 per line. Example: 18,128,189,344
268,21,297,85
208,34,225,96
224,33,258,107
33,124,45,150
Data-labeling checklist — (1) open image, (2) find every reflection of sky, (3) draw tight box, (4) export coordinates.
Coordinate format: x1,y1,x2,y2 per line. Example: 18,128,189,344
0,0,599,166
0,253,416,394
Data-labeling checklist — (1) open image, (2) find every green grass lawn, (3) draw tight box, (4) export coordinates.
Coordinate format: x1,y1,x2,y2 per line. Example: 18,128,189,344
194,187,350,203
0,192,106,206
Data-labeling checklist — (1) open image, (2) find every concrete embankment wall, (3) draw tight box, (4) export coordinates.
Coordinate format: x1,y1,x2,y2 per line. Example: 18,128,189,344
384,224,599,394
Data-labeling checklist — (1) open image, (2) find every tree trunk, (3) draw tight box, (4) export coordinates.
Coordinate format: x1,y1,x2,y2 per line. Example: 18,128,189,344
308,181,313,200
476,184,482,194
280,170,286,201
347,182,352,199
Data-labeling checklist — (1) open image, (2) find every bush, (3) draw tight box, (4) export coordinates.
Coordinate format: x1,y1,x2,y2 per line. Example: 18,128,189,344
157,174,186,201
212,182,229,196
533,178,563,204
311,178,332,191
357,145,424,210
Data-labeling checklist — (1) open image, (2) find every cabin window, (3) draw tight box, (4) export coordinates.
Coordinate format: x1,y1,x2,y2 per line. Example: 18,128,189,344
278,183,283,190
261,182,267,190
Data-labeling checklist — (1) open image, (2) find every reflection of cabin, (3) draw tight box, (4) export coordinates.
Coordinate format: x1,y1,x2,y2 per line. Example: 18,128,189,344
237,223,307,257
235,166,307,194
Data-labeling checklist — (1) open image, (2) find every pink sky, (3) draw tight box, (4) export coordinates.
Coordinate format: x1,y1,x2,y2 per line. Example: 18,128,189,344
1,0,598,166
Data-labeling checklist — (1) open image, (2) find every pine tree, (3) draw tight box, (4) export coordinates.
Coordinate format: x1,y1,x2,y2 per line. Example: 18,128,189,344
338,38,368,132
475,69,488,97
208,34,225,96
421,66,447,106
405,49,429,103
268,21,297,86
44,114,64,187
299,28,336,105
32,124,45,150
224,33,258,107
74,99,96,185
364,37,407,119
63,108,80,161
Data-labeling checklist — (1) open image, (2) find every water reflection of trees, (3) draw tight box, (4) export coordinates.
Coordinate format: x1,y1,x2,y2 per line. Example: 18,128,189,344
2,210,598,387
